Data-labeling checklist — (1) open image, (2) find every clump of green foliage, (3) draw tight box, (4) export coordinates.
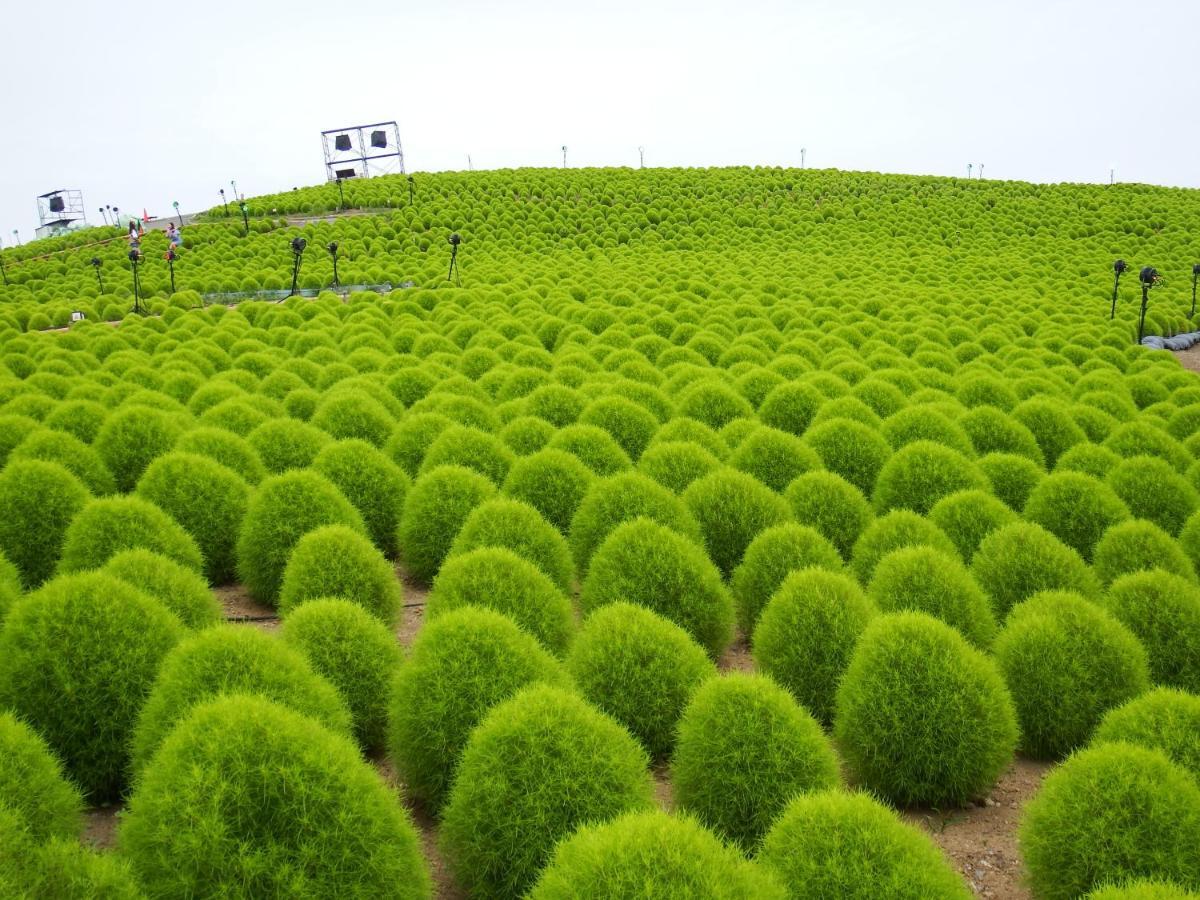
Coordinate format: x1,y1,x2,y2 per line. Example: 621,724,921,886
1019,742,1200,900
1023,471,1131,562
1092,688,1200,780
58,495,204,575
783,470,874,560
731,522,843,633
867,546,997,647
1102,570,1200,691
834,611,1018,806
312,438,409,557
1085,880,1200,900
1092,519,1196,586
446,497,574,591
92,405,186,492
0,459,88,588
971,520,1101,617
502,447,593,533
849,509,959,584
119,695,431,898
277,524,401,623
928,489,1018,561
439,684,653,899
246,417,331,474
0,711,83,841
102,548,221,629
682,468,793,578
397,464,496,584
388,606,569,812
872,440,988,516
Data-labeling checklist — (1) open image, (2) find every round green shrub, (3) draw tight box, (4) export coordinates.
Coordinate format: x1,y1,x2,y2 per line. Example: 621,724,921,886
236,469,366,603
0,808,143,899
679,379,755,431
384,411,452,476
0,572,185,801
1107,455,1200,536
439,684,654,899
309,390,396,446
502,447,593,534
1024,471,1131,561
93,405,186,492
758,790,972,900
872,440,988,516
569,471,701,574
977,451,1043,512
129,624,351,777
1093,687,1200,780
427,547,574,654
175,425,266,484
1013,397,1087,468
995,591,1149,759
119,695,430,898
245,417,330,474
1102,571,1200,691
971,521,1101,617
566,601,715,760
1104,421,1191,473
673,672,840,849
281,597,402,753
731,523,843,633
578,395,660,460
10,428,115,494
1019,742,1200,900
446,497,573,592
58,494,203,575
834,611,1018,806
419,423,514,484
928,489,1019,561
783,470,874,560
960,405,1045,464
135,451,250,584
546,423,633,476
682,468,793,578
637,440,722,493
753,568,877,725
729,425,822,492
867,546,996,647
880,406,974,456
849,509,959,585
1093,519,1195,585
0,711,82,841
528,809,784,900
648,416,729,459
0,459,88,588
278,524,401,623
1086,880,1200,900
101,549,221,629
0,550,18,621
388,606,568,812
398,464,496,584
1056,441,1123,479
758,381,824,436
580,518,732,657
312,438,409,557
802,418,893,497
498,414,555,455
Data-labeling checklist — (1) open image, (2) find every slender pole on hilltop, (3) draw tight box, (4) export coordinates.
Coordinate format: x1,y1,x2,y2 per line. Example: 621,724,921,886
129,249,142,314
978,163,984,180
240,202,249,237
1192,265,1200,318
967,163,973,179
1110,260,1126,320
336,177,345,211
639,146,645,168
801,147,806,169
220,189,229,217
562,145,567,168
167,248,177,294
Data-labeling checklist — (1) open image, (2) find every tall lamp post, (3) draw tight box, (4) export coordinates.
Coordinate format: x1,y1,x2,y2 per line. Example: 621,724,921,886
407,175,415,206
1138,266,1159,344
240,202,249,236
219,189,229,216
129,249,142,314
91,257,103,293
327,241,340,288
173,201,182,227
288,237,307,297
1110,259,1127,320
1192,263,1200,318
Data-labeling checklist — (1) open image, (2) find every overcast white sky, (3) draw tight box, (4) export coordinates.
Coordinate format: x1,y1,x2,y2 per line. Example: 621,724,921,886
1,0,1197,238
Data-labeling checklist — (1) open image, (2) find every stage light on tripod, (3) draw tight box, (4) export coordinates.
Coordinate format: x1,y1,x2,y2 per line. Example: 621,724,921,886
370,130,387,149
335,134,352,152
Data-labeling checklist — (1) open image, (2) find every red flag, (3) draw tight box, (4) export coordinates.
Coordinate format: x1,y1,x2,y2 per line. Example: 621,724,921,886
142,208,150,223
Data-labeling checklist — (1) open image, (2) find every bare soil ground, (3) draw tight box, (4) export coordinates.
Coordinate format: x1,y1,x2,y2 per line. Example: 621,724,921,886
1173,345,1200,374
84,567,1051,899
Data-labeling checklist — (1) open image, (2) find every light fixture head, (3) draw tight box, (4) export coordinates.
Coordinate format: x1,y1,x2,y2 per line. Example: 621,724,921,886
1193,263,1200,277
166,248,178,262
291,237,307,255
327,241,338,254
1114,259,1127,275
173,201,179,209
128,249,140,263
448,233,461,246
1140,266,1159,285
90,257,101,268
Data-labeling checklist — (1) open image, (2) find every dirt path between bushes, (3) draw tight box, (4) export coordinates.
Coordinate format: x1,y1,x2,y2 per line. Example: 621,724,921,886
1173,345,1200,374
84,570,1048,899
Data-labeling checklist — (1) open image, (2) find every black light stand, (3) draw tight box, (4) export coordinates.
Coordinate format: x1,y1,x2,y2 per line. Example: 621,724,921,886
240,202,249,236
1110,259,1127,320
1192,264,1200,318
129,249,143,314
99,208,109,226
638,146,645,168
173,201,182,227
288,237,307,297
91,257,103,293
336,177,345,211
112,208,120,228
408,175,414,207
327,241,340,288
447,233,462,285
0,251,7,287
1138,266,1159,344
167,248,177,294
219,189,229,217
562,145,568,168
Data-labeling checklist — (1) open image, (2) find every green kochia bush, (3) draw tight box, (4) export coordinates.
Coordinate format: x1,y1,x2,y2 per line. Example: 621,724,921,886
1093,688,1200,780
246,417,330,474
1093,519,1196,585
119,695,431,898
419,423,515,484
753,568,877,725
236,469,367,604
502,447,593,534
547,423,633,476
1023,471,1130,562
0,459,89,588
102,549,221,630
0,807,143,899
129,624,351,778
867,546,997,647
427,547,575,654
0,573,185,802
835,612,1018,806
971,521,1101,617
849,509,959,585
994,592,1149,759
728,425,822,492
528,810,785,900
388,607,569,812
1102,571,1200,691
783,470,874,560
398,464,496,584
977,451,1043,512
10,428,115,494
928,489,1018,561
1085,880,1200,900
58,495,204,574
566,602,715,760
637,440,722,494
683,468,793,578
672,672,840,849
278,524,402,623
1107,455,1200,536
93,405,186,492
439,684,654,899
758,790,972,900
312,438,410,557
580,518,733,658
135,451,250,584
175,425,266,484
1019,742,1200,900
446,497,574,592
281,597,403,753
731,523,843,633
0,711,83,841
872,440,988,516
802,418,892,497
